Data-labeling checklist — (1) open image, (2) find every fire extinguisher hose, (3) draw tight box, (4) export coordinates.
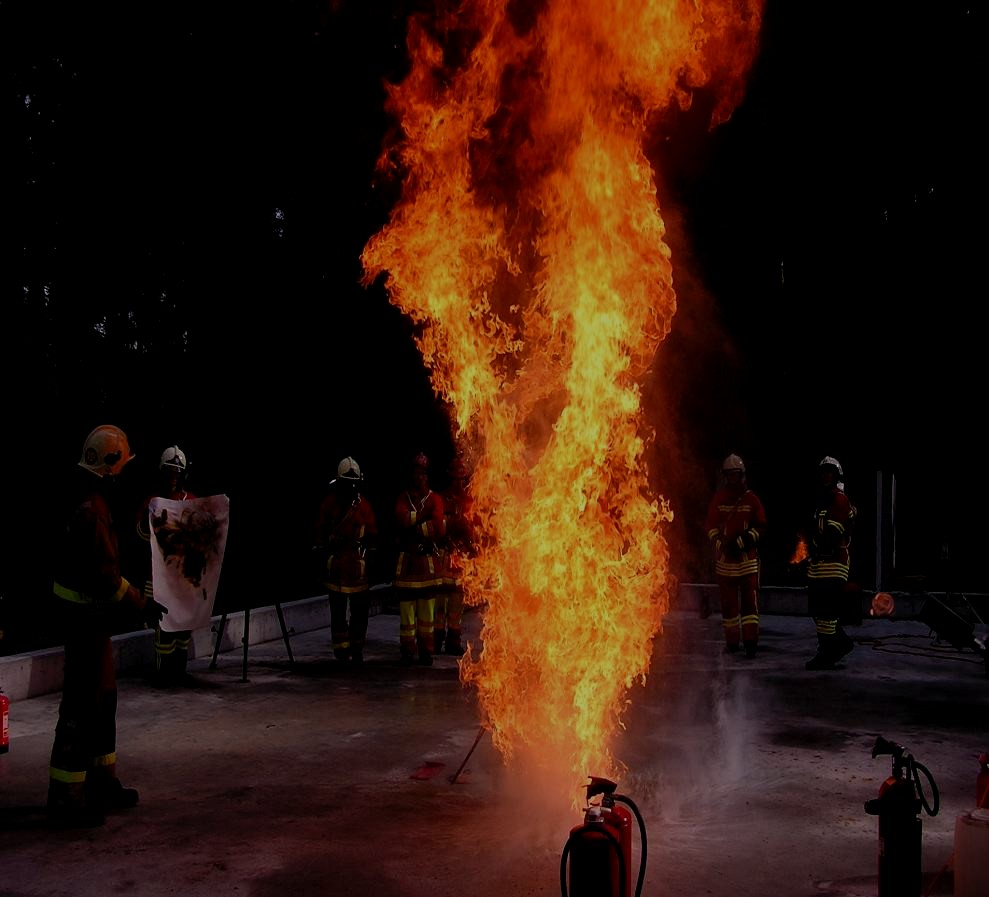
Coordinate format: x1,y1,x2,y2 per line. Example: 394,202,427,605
614,793,648,897
911,760,940,817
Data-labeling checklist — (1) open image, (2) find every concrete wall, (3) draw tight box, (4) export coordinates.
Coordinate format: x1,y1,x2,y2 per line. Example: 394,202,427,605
0,594,340,704
2,583,984,703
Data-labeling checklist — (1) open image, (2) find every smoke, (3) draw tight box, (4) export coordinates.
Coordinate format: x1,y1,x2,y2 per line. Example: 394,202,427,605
643,199,751,585
616,655,774,839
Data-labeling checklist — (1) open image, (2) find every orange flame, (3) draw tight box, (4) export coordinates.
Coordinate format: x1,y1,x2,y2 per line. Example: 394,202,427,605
361,0,764,811
790,536,808,565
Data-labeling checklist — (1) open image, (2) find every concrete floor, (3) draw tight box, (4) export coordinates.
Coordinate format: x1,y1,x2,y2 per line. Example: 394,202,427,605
1,605,987,897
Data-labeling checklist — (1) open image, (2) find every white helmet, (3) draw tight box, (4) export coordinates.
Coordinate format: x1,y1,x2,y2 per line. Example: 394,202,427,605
78,425,135,477
336,456,362,481
819,455,843,476
160,445,188,472
722,454,745,473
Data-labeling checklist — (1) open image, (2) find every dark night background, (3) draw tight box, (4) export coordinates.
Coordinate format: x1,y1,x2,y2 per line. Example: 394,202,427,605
2,1,984,653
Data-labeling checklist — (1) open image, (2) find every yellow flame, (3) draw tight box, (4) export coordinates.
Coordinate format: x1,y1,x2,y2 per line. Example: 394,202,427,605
361,0,764,811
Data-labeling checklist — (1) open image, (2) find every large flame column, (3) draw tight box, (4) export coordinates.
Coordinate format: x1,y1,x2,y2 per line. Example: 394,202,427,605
362,0,764,809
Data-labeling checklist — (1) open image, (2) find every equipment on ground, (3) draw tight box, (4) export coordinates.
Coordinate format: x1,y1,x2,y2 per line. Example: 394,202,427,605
560,776,647,897
864,735,939,897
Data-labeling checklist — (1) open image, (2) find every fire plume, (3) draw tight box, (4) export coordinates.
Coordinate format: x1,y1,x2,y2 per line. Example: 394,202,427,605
361,0,764,810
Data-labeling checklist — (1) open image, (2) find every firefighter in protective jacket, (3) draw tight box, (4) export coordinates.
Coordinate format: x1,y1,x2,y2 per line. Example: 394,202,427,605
393,452,446,666
435,455,477,656
313,456,378,662
705,454,768,657
804,456,856,670
48,425,165,828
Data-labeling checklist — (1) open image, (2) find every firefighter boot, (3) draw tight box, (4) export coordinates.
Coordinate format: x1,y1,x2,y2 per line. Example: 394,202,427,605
46,781,105,829
444,630,463,655
743,640,758,659
399,633,416,665
833,628,855,662
805,633,839,670
86,764,139,811
417,635,433,666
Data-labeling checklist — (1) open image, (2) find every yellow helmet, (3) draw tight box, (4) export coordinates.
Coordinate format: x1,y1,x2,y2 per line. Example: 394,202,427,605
78,425,135,477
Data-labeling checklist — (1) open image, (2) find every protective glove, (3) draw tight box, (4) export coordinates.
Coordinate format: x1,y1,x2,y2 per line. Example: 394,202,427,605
143,599,168,628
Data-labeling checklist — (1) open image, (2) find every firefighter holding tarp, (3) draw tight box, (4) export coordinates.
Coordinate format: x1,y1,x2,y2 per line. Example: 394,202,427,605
136,445,198,686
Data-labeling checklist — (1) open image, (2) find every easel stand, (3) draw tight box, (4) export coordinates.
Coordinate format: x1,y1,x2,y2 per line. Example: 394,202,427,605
208,603,295,682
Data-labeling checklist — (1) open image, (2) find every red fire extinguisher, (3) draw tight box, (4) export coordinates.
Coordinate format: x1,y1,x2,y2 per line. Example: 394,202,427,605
864,736,939,897
560,776,647,897
1,687,9,754
977,752,989,809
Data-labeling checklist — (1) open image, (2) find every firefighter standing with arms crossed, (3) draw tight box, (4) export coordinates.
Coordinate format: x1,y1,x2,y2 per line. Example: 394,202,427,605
313,456,378,663
47,425,166,828
705,454,767,658
393,452,446,666
803,456,856,670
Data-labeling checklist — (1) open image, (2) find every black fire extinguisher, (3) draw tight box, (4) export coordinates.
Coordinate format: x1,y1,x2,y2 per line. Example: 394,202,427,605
864,735,939,897
560,776,648,897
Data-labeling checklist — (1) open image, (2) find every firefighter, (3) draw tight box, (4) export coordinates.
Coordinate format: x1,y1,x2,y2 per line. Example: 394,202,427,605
435,455,477,656
704,454,767,657
312,456,378,662
47,425,166,828
393,452,446,665
137,445,198,686
804,456,856,670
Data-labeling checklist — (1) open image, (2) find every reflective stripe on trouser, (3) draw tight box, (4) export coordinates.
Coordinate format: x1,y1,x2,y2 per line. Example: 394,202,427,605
399,595,435,655
328,589,370,655
155,627,192,675
717,573,759,646
328,593,352,658
808,578,843,637
49,618,118,785
434,586,464,639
